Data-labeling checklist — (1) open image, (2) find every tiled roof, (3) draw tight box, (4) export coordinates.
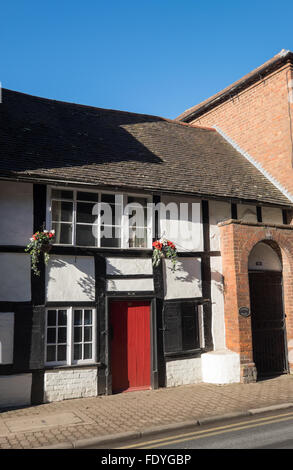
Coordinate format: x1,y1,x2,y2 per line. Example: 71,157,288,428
0,88,291,206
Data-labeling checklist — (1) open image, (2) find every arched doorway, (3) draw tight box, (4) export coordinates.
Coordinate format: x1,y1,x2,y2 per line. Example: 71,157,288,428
248,242,289,378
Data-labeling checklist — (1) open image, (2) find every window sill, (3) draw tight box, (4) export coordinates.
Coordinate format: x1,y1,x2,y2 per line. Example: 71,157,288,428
44,362,101,371
164,349,202,360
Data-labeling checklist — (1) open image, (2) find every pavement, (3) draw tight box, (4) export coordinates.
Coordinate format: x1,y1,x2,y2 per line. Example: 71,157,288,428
1,374,293,449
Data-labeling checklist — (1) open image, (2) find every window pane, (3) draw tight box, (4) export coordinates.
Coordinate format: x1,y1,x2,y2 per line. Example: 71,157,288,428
52,222,72,244
52,200,73,222
101,194,116,204
47,345,56,362
57,345,66,361
76,202,96,224
74,344,82,360
128,228,148,248
84,326,92,342
77,191,99,202
76,224,98,246
74,310,82,325
47,310,56,326
74,327,82,343
128,207,147,225
58,327,67,344
58,310,67,326
128,197,148,206
51,189,73,200
100,226,121,247
84,310,92,325
47,328,56,344
84,343,92,360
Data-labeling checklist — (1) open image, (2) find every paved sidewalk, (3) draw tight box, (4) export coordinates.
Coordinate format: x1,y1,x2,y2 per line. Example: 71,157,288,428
1,375,293,449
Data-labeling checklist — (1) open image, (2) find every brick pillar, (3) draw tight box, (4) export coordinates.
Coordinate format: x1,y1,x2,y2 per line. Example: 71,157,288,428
219,220,293,383
219,221,256,383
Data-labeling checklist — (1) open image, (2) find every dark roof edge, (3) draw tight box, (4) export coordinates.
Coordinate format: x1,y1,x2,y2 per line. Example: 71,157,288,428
1,87,215,132
177,50,293,122
0,173,291,209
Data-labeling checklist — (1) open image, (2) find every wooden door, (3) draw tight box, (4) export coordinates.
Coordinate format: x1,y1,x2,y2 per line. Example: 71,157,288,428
110,300,151,393
249,271,288,377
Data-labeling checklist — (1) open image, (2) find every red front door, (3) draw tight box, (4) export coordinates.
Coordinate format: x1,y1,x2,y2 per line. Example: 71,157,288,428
110,300,151,393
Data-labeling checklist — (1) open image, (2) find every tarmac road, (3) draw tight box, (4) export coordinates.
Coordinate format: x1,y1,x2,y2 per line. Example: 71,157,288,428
112,409,293,449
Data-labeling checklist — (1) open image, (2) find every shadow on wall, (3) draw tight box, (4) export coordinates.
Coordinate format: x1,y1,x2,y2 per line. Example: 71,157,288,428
168,258,201,284
211,269,224,294
47,256,95,301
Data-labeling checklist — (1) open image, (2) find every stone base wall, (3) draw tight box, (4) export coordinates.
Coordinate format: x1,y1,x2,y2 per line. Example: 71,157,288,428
44,368,98,402
166,357,202,387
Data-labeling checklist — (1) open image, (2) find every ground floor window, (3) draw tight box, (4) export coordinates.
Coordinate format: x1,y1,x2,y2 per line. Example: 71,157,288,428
45,307,96,365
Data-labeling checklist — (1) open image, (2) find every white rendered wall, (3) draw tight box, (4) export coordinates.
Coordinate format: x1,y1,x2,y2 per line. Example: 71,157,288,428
262,206,283,224
44,368,98,402
107,278,154,292
166,357,202,387
163,257,202,300
0,374,32,408
248,242,282,271
159,195,203,252
237,204,257,223
209,200,231,251
0,181,33,245
0,313,14,364
210,256,226,350
46,255,95,302
106,257,152,276
0,253,31,301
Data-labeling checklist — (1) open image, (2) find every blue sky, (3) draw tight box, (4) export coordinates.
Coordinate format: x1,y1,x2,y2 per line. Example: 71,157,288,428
1,0,293,118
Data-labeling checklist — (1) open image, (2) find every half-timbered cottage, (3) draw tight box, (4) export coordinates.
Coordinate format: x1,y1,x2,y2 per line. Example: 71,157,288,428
0,88,292,408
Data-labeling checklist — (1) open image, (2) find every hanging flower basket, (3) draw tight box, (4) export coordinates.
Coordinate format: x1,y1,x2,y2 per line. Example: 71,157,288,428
25,230,55,276
152,237,177,272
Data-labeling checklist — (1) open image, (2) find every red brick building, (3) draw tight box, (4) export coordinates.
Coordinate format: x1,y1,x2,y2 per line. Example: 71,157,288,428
178,50,293,382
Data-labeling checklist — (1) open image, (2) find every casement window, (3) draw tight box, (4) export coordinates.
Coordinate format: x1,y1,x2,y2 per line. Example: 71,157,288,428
48,187,152,248
163,301,201,355
45,307,96,365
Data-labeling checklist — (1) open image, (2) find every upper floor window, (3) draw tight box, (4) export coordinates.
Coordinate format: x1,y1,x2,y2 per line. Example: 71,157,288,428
48,187,152,249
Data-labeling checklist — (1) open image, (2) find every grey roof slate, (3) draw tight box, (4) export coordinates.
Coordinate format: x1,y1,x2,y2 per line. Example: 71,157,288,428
0,88,291,207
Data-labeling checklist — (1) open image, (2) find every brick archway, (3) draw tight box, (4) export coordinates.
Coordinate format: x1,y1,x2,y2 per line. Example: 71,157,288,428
219,220,293,383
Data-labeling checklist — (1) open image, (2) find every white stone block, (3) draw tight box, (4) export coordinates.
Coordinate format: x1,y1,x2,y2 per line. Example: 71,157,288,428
201,350,240,384
44,368,98,402
166,357,202,387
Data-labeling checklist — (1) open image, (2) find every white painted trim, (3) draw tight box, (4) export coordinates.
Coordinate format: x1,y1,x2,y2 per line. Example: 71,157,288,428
45,306,97,366
47,185,153,249
214,126,293,203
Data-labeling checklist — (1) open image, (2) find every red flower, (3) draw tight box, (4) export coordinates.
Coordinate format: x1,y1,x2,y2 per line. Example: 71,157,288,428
152,241,162,250
167,240,175,250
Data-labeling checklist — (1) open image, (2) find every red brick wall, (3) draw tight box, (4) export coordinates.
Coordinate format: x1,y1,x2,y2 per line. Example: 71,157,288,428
192,65,293,196
219,220,293,382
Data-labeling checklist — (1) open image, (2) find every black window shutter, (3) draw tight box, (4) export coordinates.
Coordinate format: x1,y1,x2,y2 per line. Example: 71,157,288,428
163,301,200,355
181,303,199,351
29,306,46,369
163,303,182,353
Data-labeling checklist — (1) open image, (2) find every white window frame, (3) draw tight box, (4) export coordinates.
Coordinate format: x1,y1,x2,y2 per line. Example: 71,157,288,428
46,186,153,249
45,307,97,366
